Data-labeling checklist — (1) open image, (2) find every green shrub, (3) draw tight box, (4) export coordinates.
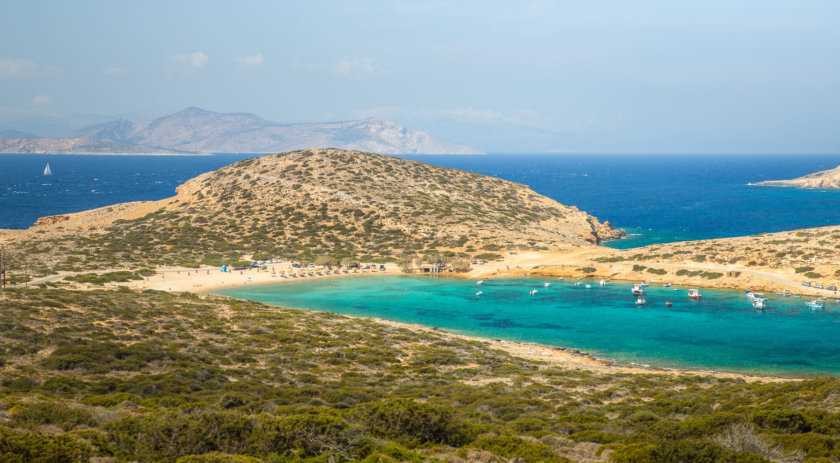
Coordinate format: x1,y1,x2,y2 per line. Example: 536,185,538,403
354,399,471,446
467,435,571,463
176,452,264,463
0,426,92,462
752,409,810,433
795,266,815,274
804,272,822,279
10,402,97,431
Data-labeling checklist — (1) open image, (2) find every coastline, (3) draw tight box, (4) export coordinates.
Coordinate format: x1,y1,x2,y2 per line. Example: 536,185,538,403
0,151,211,156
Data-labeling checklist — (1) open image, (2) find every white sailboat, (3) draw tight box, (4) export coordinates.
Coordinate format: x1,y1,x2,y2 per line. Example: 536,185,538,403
43,163,52,175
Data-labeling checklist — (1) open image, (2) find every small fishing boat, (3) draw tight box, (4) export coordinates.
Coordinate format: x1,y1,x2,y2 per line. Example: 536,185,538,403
529,289,538,295
43,163,52,175
631,284,644,296
477,280,484,286
688,289,701,299
752,298,766,309
585,284,591,289
599,279,609,286
663,283,671,287
635,297,646,305
640,282,650,287
544,282,550,287
575,282,581,286
807,300,825,309
476,291,483,296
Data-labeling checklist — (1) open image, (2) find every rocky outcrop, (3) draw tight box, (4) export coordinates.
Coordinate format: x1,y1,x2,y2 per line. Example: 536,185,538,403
33,215,69,226
754,165,840,189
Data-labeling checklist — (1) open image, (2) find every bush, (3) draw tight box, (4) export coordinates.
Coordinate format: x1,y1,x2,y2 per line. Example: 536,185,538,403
10,402,97,431
804,272,822,279
795,266,815,274
752,409,810,433
612,439,769,463
354,399,471,446
0,427,92,461
467,435,571,463
176,453,263,463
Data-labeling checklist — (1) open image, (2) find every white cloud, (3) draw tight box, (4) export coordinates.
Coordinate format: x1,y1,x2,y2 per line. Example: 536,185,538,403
235,54,263,66
0,58,38,77
170,51,208,68
292,60,324,71
31,95,51,106
332,58,388,77
104,65,128,75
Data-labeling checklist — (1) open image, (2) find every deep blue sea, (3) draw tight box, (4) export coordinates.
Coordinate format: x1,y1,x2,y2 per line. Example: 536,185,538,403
3,153,840,247
217,276,840,377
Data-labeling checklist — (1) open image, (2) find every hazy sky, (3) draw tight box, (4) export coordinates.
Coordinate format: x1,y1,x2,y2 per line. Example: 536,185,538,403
2,1,839,153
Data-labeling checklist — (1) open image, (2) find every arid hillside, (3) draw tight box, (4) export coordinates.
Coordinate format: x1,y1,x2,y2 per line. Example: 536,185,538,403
1,148,622,273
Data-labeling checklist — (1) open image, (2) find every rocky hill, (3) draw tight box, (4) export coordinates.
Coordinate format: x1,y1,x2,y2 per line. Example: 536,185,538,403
0,137,188,155
73,107,482,154
2,148,622,271
754,164,840,189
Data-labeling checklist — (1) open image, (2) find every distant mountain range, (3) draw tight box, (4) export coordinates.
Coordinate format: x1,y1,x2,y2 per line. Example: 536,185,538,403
0,107,482,155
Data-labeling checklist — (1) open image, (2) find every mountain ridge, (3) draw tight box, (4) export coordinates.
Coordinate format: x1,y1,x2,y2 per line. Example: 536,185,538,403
70,107,482,155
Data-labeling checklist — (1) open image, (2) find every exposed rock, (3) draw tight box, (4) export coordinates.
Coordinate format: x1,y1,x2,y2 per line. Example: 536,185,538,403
33,215,70,226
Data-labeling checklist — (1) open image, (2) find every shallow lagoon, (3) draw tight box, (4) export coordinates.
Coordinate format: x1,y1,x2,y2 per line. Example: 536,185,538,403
216,275,840,377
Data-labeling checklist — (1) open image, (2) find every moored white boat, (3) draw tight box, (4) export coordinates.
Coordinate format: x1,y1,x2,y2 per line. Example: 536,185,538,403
631,284,644,296
688,289,701,299
807,300,825,309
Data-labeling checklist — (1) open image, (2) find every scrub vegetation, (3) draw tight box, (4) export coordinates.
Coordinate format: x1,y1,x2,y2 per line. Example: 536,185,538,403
2,287,840,462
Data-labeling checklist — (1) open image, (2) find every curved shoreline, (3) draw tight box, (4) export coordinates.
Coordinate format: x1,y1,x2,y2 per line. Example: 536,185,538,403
205,273,803,383
206,290,797,383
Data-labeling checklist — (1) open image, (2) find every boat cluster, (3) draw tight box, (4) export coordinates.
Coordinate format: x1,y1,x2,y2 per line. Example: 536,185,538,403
631,282,700,306
747,289,829,310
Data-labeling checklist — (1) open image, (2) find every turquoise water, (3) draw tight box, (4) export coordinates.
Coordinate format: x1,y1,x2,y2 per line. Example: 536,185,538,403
216,276,840,377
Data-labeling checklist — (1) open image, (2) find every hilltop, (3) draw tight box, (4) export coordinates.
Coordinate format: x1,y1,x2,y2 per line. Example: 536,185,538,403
0,148,621,273
72,107,482,154
754,164,840,189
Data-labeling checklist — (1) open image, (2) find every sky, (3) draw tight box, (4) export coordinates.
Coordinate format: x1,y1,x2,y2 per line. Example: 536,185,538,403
1,0,839,153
